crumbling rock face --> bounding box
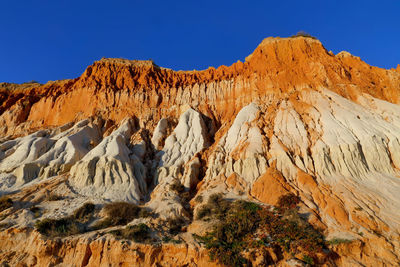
[0,119,101,191]
[70,119,147,203]
[1,37,400,266]
[1,37,400,138]
[148,108,209,219]
[196,103,268,203]
[0,228,217,267]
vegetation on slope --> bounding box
[35,201,154,237]
[290,30,318,40]
[194,193,332,266]
[35,202,96,237]
[93,202,153,229]
[110,223,151,243]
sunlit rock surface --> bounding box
[1,37,400,266]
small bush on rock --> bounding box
[166,217,185,235]
[29,206,41,218]
[195,194,329,266]
[277,193,300,211]
[35,203,97,237]
[170,180,185,194]
[35,218,81,237]
[195,193,230,220]
[303,255,314,265]
[111,223,151,243]
[194,195,203,203]
[102,202,140,226]
[138,208,155,218]
[290,31,318,39]
[328,238,352,245]
[194,200,261,266]
[73,202,95,222]
[196,204,213,220]
[47,194,63,201]
[94,202,154,230]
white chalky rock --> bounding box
[151,118,169,149]
[0,130,54,173]
[223,102,261,154]
[159,108,209,168]
[70,119,147,203]
[148,108,209,219]
[268,89,400,231]
[204,103,267,190]
[0,120,101,188]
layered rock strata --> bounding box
[1,37,400,266]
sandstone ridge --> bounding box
[1,36,400,137]
[1,36,400,266]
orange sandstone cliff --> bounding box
[0,37,400,266]
[2,37,400,137]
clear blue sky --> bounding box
[1,0,399,84]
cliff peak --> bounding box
[245,36,326,62]
[96,58,158,68]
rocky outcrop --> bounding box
[1,37,400,138]
[70,119,148,203]
[195,103,268,204]
[0,228,217,267]
[148,108,209,219]
[0,119,101,191]
[1,36,400,266]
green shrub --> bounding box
[35,203,97,237]
[196,204,213,220]
[0,196,13,212]
[47,194,63,201]
[93,202,154,230]
[162,236,182,244]
[166,217,185,235]
[111,223,151,243]
[35,218,81,237]
[290,31,318,40]
[195,194,329,266]
[102,202,140,226]
[73,202,95,221]
[208,193,224,206]
[195,193,230,221]
[194,195,203,203]
[29,206,41,218]
[170,180,185,193]
[303,254,314,265]
[328,238,352,245]
[194,200,261,266]
[277,193,300,210]
[138,208,154,218]
[208,193,230,219]
[263,216,325,256]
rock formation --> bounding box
[69,119,148,202]
[148,107,209,219]
[1,36,400,266]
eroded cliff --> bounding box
[1,36,400,266]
